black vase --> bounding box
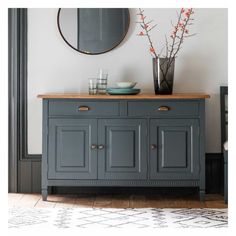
[152,57,175,95]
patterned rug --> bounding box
[8,207,228,228]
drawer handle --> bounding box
[158,106,170,111]
[91,144,97,150]
[98,145,105,150]
[151,144,157,150]
[78,106,90,111]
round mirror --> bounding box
[57,8,130,55]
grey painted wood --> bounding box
[220,86,228,203]
[8,8,19,192]
[18,160,41,193]
[8,8,41,194]
[32,161,41,193]
[119,101,128,116]
[42,189,48,201]
[48,118,97,179]
[42,100,48,198]
[199,100,206,201]
[224,149,228,203]
[150,119,199,180]
[18,8,29,161]
[49,100,119,116]
[128,101,199,117]
[220,86,228,153]
[41,98,207,201]
[98,119,147,180]
[17,9,40,161]
[18,161,32,193]
[47,179,199,187]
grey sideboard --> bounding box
[38,93,210,201]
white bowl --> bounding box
[116,82,137,88]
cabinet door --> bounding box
[150,119,199,180]
[98,119,147,179]
[48,119,97,179]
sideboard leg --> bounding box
[199,190,205,201]
[42,189,48,201]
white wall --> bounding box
[28,8,228,154]
[59,8,78,47]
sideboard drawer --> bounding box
[128,101,199,117]
[49,100,119,116]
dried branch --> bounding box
[184,33,197,38]
[136,7,196,73]
[160,8,195,85]
[137,8,158,58]
[147,24,157,32]
[165,35,169,58]
[146,20,154,24]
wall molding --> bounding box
[8,8,41,193]
[19,9,41,161]
[9,8,41,161]
[8,9,18,192]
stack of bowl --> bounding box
[106,82,140,95]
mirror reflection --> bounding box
[57,8,130,55]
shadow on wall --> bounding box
[174,55,210,93]
[175,55,225,153]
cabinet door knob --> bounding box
[98,145,105,150]
[91,144,97,150]
[78,106,90,111]
[151,144,157,149]
[158,106,170,111]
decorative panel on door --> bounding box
[150,119,199,179]
[98,119,147,179]
[48,119,97,179]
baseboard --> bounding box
[205,153,224,194]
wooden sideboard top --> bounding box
[37,93,210,99]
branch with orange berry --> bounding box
[137,8,195,80]
[137,8,158,58]
[166,8,195,77]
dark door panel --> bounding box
[150,119,199,179]
[98,119,147,179]
[48,119,97,179]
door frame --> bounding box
[9,8,41,192]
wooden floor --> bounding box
[8,193,227,209]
